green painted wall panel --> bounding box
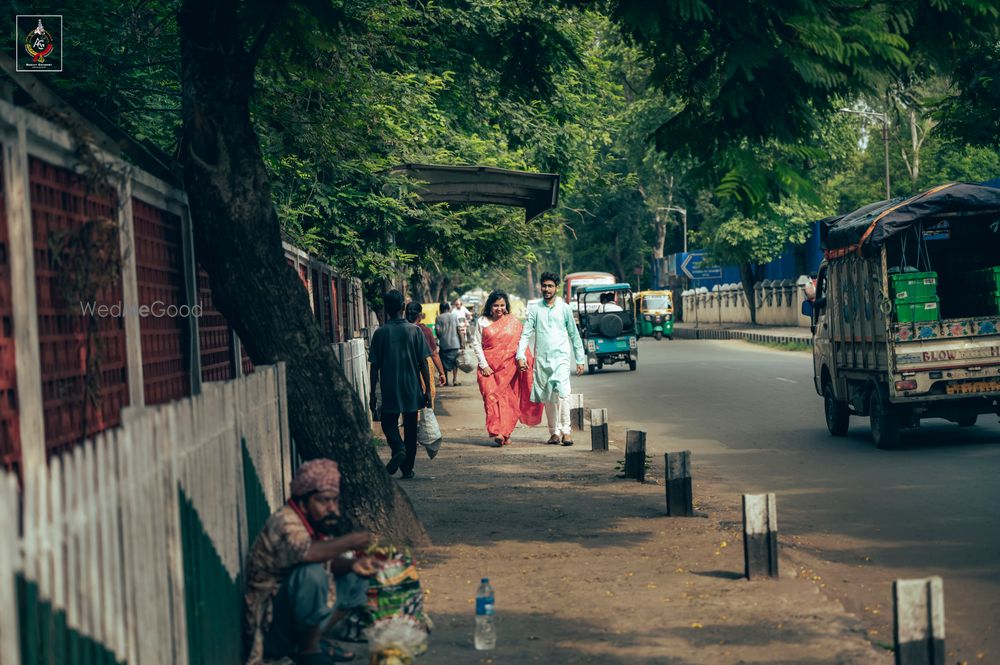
[178,487,243,665]
[17,575,121,665]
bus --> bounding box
[563,271,616,318]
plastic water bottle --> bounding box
[474,577,496,650]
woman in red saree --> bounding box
[473,290,544,446]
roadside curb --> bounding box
[673,325,813,347]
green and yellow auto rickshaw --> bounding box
[635,290,674,340]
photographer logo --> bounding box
[16,15,62,72]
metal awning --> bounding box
[389,163,560,221]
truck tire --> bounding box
[957,414,978,427]
[823,382,850,436]
[869,388,902,449]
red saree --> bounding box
[476,314,543,438]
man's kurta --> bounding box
[516,298,585,402]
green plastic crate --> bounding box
[972,266,1000,292]
[981,290,1000,315]
[895,296,940,323]
[890,271,938,301]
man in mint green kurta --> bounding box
[517,272,586,445]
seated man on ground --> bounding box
[245,459,377,665]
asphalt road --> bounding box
[577,337,1000,662]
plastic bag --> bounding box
[365,546,431,632]
[416,408,442,457]
[457,347,476,373]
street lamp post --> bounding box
[839,107,890,199]
[657,206,688,254]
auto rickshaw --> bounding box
[635,290,674,340]
[576,284,638,373]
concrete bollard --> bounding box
[590,408,608,451]
[664,451,693,516]
[742,493,778,579]
[624,430,646,481]
[893,577,945,665]
[569,393,585,431]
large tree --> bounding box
[175,0,429,542]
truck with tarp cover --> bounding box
[805,182,1000,448]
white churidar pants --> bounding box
[545,393,572,437]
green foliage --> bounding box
[937,40,1000,149]
[24,0,183,151]
[23,0,1000,305]
[590,0,1000,214]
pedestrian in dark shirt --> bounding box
[369,290,432,479]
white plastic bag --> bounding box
[417,408,442,457]
[457,348,476,373]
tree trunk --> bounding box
[526,263,535,299]
[739,262,759,325]
[653,176,674,260]
[435,275,451,304]
[609,232,626,282]
[408,269,429,304]
[178,0,427,545]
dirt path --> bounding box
[382,382,890,664]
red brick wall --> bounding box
[30,157,128,454]
[132,198,190,405]
[196,267,234,383]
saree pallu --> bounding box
[476,315,544,438]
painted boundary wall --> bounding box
[0,363,291,665]
[333,338,371,421]
[681,277,814,328]
[0,93,370,477]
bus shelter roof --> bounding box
[389,163,560,221]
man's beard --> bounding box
[315,517,339,535]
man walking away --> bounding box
[369,290,431,478]
[517,272,586,445]
[435,301,462,386]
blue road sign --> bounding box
[678,252,722,280]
